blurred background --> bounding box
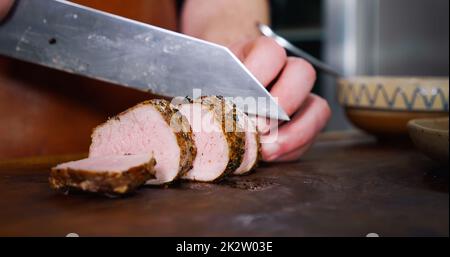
[269,0,449,130]
[0,0,448,158]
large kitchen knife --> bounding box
[0,0,289,121]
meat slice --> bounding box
[233,110,261,175]
[89,99,196,185]
[49,154,156,195]
[178,96,245,182]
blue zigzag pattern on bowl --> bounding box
[341,83,449,111]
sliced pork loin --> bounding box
[50,154,156,195]
[177,96,245,182]
[89,100,196,185]
[233,109,261,175]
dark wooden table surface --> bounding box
[0,132,448,237]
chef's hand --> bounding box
[0,0,14,20]
[230,36,331,162]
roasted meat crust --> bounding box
[199,96,246,180]
[90,99,197,182]
[140,100,197,179]
[49,157,156,195]
[234,108,261,175]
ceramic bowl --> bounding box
[408,117,449,165]
[338,77,449,136]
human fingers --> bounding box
[261,94,331,161]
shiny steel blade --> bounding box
[0,0,289,121]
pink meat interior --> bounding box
[89,105,180,184]
[234,114,258,175]
[54,154,153,173]
[178,103,229,181]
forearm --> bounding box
[181,0,270,46]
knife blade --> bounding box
[0,0,289,121]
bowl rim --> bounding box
[339,76,449,84]
[407,117,449,135]
[338,76,449,111]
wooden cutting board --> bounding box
[0,132,448,236]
